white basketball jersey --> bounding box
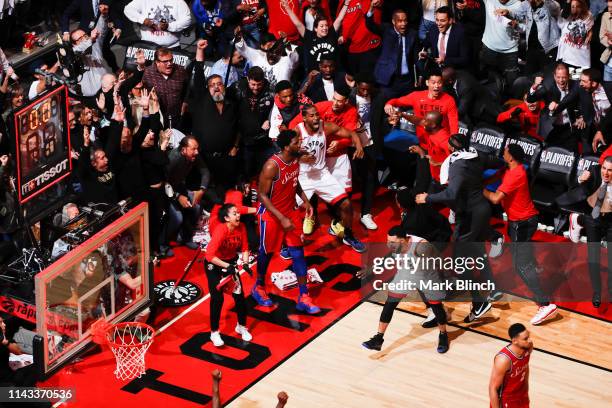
[297,121,326,173]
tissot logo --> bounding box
[154,280,202,307]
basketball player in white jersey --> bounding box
[295,104,366,252]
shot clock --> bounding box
[13,85,71,204]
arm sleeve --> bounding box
[497,170,520,196]
[447,98,459,134]
[124,0,146,24]
[426,162,464,203]
[195,156,211,189]
[240,224,248,252]
[193,61,206,100]
[497,106,519,123]
[387,93,416,108]
[205,225,225,262]
[168,0,193,33]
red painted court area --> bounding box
[40,191,611,407]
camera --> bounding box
[249,7,258,15]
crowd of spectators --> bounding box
[0,0,611,385]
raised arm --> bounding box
[324,122,364,159]
[281,0,305,37]
[333,1,351,32]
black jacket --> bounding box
[230,77,274,145]
[424,23,470,70]
[365,16,419,87]
[302,71,347,103]
[191,61,240,153]
[526,76,580,122]
[426,153,487,213]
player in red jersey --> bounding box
[252,129,320,314]
[384,70,458,146]
[489,323,533,408]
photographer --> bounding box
[69,28,110,97]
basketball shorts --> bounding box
[259,209,303,253]
[491,397,529,408]
[326,153,352,192]
[297,168,348,206]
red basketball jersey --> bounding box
[497,346,531,405]
[259,154,299,217]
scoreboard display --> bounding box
[13,86,71,204]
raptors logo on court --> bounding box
[154,280,203,307]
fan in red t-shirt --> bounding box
[384,71,459,146]
[497,98,545,141]
[483,145,558,326]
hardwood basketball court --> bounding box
[228,301,611,408]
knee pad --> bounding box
[288,246,307,277]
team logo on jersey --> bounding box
[154,280,202,307]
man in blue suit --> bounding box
[422,7,470,71]
[365,5,419,99]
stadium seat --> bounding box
[557,155,600,216]
[505,134,542,177]
[530,147,577,209]
[470,125,506,191]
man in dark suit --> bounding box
[526,62,580,151]
[442,67,501,126]
[577,69,612,154]
[366,6,419,98]
[573,157,612,307]
[422,6,470,70]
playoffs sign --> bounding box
[124,42,193,70]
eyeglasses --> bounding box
[156,58,173,64]
[73,33,89,43]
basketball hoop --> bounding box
[91,320,155,381]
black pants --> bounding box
[383,148,417,188]
[145,186,168,253]
[454,200,496,302]
[382,74,414,99]
[480,45,519,93]
[354,145,378,216]
[205,261,247,332]
[508,216,549,305]
[583,213,612,297]
[525,47,557,75]
[243,142,276,181]
[345,47,381,76]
